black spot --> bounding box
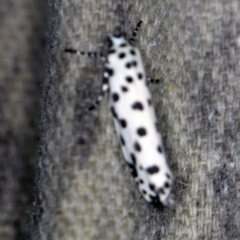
[127,163,137,178]
[139,179,144,184]
[110,106,118,119]
[132,61,137,67]
[149,195,160,204]
[89,105,95,111]
[130,49,136,55]
[119,52,126,59]
[126,62,131,68]
[142,190,147,195]
[138,73,143,80]
[157,146,162,153]
[139,166,143,170]
[120,135,125,145]
[112,93,119,102]
[159,188,165,195]
[121,86,128,92]
[108,49,116,54]
[134,141,141,152]
[126,76,133,83]
[146,165,160,174]
[120,43,127,47]
[114,31,122,38]
[147,99,152,106]
[165,182,170,188]
[103,77,108,84]
[149,183,155,191]
[137,127,147,136]
[105,68,114,76]
[166,173,171,179]
[119,119,127,128]
[106,37,113,48]
[130,153,136,164]
[132,102,144,110]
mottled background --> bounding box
[1,1,240,239]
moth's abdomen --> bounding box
[110,94,173,205]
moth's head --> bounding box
[105,26,128,49]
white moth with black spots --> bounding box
[65,21,173,206]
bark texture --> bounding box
[1,0,240,240]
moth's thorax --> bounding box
[107,35,129,49]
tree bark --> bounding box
[2,0,240,239]
[0,0,48,239]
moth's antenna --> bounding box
[129,20,143,44]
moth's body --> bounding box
[105,34,173,205]
[65,21,173,206]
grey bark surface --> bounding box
[1,0,240,240]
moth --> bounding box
[65,21,173,206]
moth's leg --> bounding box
[65,49,106,62]
[146,77,160,84]
[65,48,108,110]
[88,75,109,111]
